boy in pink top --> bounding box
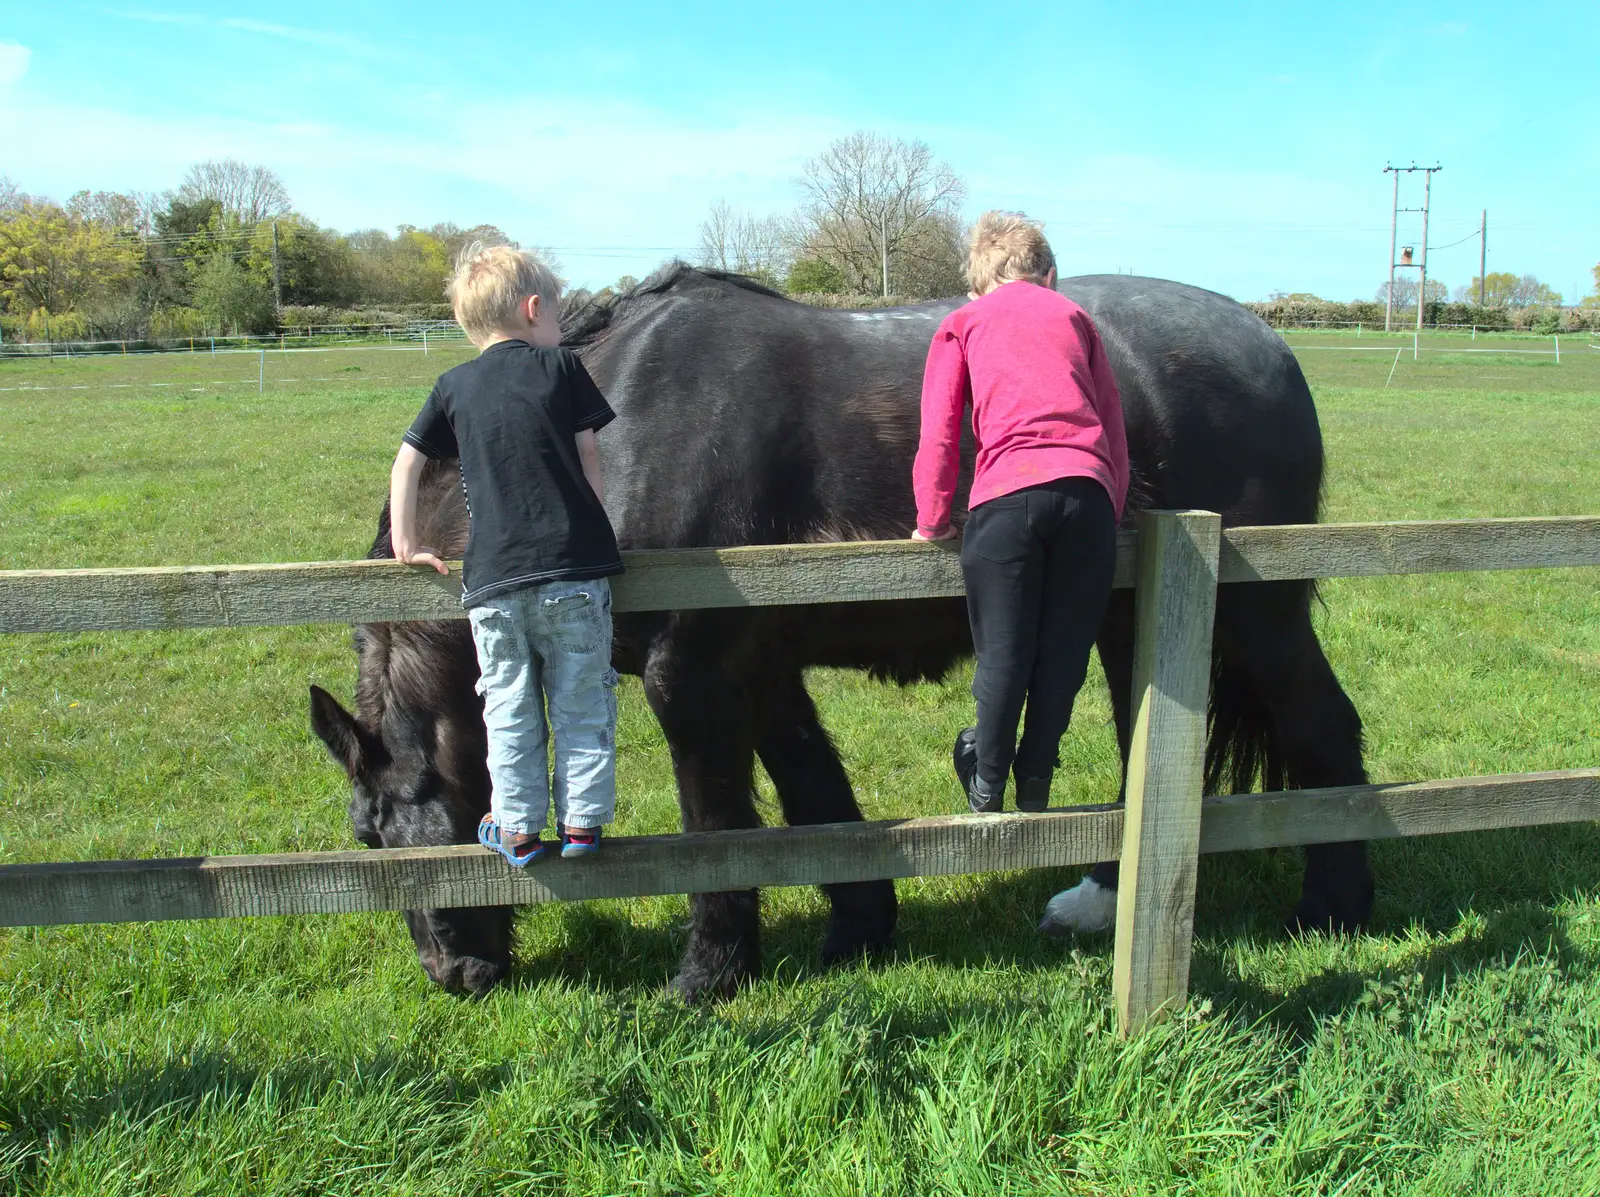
[913,212,1129,814]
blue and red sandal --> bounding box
[560,827,601,859]
[478,814,544,868]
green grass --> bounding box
[2,344,1599,1193]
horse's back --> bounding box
[577,268,1324,543]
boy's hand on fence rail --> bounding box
[911,525,959,542]
[396,545,450,575]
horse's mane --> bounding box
[560,262,789,350]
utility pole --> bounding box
[880,207,890,298]
[1479,209,1487,306]
[1382,163,1441,332]
[271,220,282,316]
[1416,168,1433,338]
[1385,168,1399,332]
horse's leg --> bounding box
[642,618,763,1003]
[1215,583,1373,931]
[755,668,897,965]
[1040,591,1132,935]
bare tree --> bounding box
[0,174,23,217]
[429,222,515,264]
[66,190,142,230]
[175,159,291,225]
[696,199,790,283]
[1375,277,1447,309]
[796,132,966,297]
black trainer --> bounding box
[953,726,1003,813]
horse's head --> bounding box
[308,622,512,997]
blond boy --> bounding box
[912,212,1130,814]
[391,244,622,864]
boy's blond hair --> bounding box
[446,242,564,341]
[966,210,1056,294]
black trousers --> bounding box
[961,476,1118,794]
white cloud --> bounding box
[0,42,31,89]
[218,18,381,57]
[99,9,202,25]
[100,10,380,56]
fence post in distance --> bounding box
[1113,509,1221,1035]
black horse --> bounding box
[309,265,1370,1000]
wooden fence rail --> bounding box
[2,513,1598,1034]
[4,771,1594,928]
[3,515,1598,635]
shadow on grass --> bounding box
[506,820,1600,1023]
[1191,897,1597,1041]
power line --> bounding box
[1426,229,1482,252]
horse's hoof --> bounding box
[668,956,755,1005]
[819,922,895,969]
[1289,879,1374,936]
[1039,877,1118,937]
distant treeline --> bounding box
[1246,298,1599,334]
[0,160,511,343]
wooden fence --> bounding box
[3,513,1598,1034]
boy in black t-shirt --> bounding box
[390,244,623,865]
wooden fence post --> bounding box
[1113,509,1221,1034]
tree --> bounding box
[346,226,452,304]
[786,256,847,294]
[1453,271,1560,307]
[696,200,791,285]
[1582,262,1600,310]
[245,214,360,306]
[191,253,274,334]
[66,190,142,231]
[1374,277,1447,309]
[795,132,966,298]
[175,159,290,225]
[0,200,141,314]
[0,174,23,218]
[1510,274,1561,307]
[146,195,237,309]
[427,222,515,266]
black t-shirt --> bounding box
[403,341,623,607]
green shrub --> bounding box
[1528,308,1562,335]
[786,257,847,295]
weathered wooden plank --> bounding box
[0,559,466,634]
[1218,515,1600,583]
[1199,767,1600,852]
[0,807,1127,927]
[1112,511,1222,1035]
[1,769,1595,929]
[2,516,1595,635]
[0,541,988,634]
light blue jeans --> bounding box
[467,578,618,835]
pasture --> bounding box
[2,340,1599,1194]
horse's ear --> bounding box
[309,685,368,778]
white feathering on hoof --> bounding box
[1039,877,1118,936]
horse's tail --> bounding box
[1205,656,1286,796]
[1201,583,1322,797]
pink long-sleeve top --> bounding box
[913,281,1129,534]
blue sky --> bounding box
[1,1,1595,301]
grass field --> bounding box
[1,340,1598,1194]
